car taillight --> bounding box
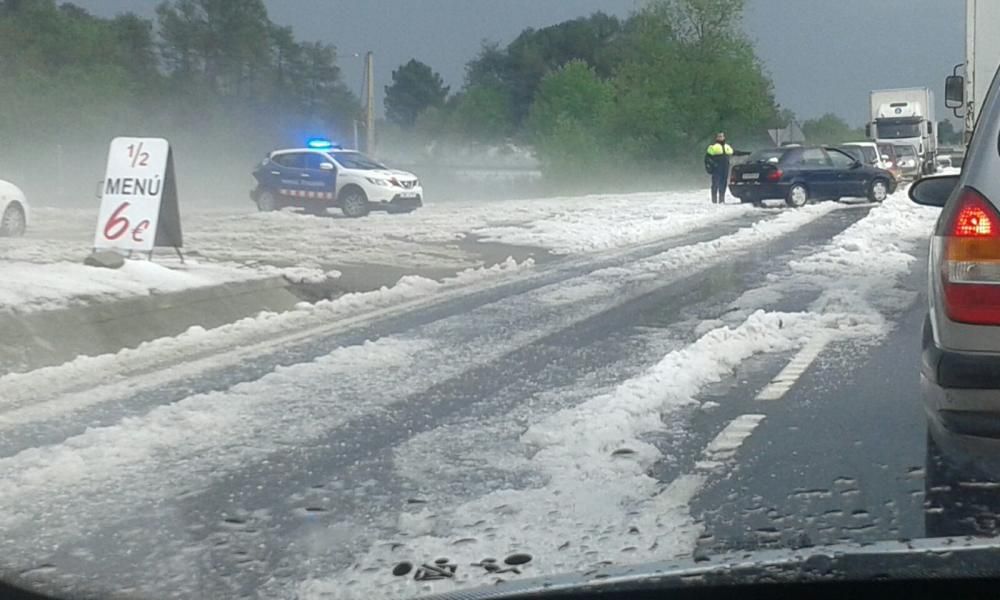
[940,187,1000,325]
[766,169,782,182]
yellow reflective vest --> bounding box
[705,143,735,174]
[706,143,735,156]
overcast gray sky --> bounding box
[76,0,964,125]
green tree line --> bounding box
[384,0,784,177]
[0,0,359,202]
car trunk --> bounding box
[731,161,781,183]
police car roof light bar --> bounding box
[307,138,338,150]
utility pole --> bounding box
[364,51,375,154]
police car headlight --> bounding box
[366,177,392,187]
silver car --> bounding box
[894,143,922,180]
[910,67,1000,447]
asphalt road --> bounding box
[5,202,984,600]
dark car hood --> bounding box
[420,537,1000,599]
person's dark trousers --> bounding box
[711,169,728,204]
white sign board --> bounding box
[94,137,172,252]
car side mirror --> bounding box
[945,75,964,109]
[850,160,862,169]
[909,174,959,207]
[320,162,335,171]
[881,154,890,161]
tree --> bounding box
[384,59,449,129]
[449,84,514,142]
[528,61,613,172]
[802,113,863,144]
[604,0,776,160]
[464,13,622,126]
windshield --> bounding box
[330,151,386,170]
[876,119,923,139]
[0,1,989,599]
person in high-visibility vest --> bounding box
[704,132,750,204]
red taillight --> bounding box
[953,199,996,237]
[766,169,782,182]
[941,188,1000,325]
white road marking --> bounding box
[652,414,767,555]
[755,333,829,401]
[695,413,767,471]
[664,335,830,520]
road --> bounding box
[0,196,975,600]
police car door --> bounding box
[270,152,308,199]
[301,152,337,204]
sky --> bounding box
[76,0,964,126]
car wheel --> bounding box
[340,188,370,218]
[785,184,808,208]
[256,190,279,212]
[868,179,889,203]
[0,202,26,237]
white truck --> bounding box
[945,0,1000,144]
[867,87,938,175]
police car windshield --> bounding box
[330,151,385,170]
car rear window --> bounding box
[748,149,786,163]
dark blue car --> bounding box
[729,145,896,208]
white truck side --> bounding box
[947,0,1000,142]
[867,87,938,175]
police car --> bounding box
[0,178,28,237]
[250,140,423,218]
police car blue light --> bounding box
[306,138,336,150]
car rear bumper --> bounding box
[728,181,789,200]
[923,318,1000,437]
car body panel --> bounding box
[921,63,1000,438]
[421,538,1000,600]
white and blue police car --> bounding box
[251,139,423,218]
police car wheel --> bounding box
[340,189,370,218]
[0,203,25,237]
[256,191,279,212]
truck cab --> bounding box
[868,88,938,176]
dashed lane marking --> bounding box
[755,334,830,401]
